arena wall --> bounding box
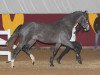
[0,14,100,46]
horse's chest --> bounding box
[70,25,77,42]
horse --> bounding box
[94,16,100,49]
[6,11,89,68]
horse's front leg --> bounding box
[73,41,82,64]
[57,47,70,64]
[50,43,61,67]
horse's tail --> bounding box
[6,25,23,49]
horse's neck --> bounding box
[60,19,76,32]
[57,13,81,33]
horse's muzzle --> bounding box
[84,24,89,32]
[84,28,89,32]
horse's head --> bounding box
[77,11,89,32]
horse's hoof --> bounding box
[32,62,35,65]
[50,64,54,67]
[78,60,82,64]
[56,58,61,64]
[11,66,14,68]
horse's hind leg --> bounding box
[56,47,70,64]
[22,46,35,65]
[11,43,23,68]
[73,41,82,64]
[11,36,26,68]
[22,39,36,65]
[50,43,61,67]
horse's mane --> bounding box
[55,11,83,25]
[58,11,83,22]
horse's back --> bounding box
[18,22,60,42]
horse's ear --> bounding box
[83,10,88,14]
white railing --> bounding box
[0,29,11,62]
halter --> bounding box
[76,15,85,25]
[75,14,89,31]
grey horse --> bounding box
[6,11,89,68]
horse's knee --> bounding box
[73,42,82,52]
[75,41,82,48]
[12,45,22,58]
